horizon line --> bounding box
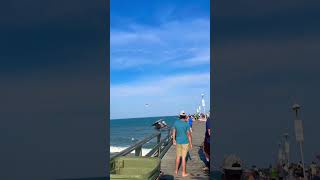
[110,114,179,120]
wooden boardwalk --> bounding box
[160,120,209,180]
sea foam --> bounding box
[110,146,152,156]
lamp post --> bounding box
[278,141,283,165]
[201,93,206,115]
[293,104,300,118]
[283,133,290,165]
[292,103,306,179]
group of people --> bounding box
[272,161,320,180]
[252,162,320,180]
[216,157,320,180]
[171,110,211,177]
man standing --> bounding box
[188,115,193,132]
[172,111,192,177]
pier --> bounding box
[110,120,209,180]
[160,120,209,179]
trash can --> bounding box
[110,157,161,180]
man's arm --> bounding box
[208,128,211,136]
[187,130,192,149]
[172,128,176,145]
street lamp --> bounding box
[278,141,283,165]
[292,103,306,179]
[201,93,206,115]
[283,133,290,165]
[292,103,301,118]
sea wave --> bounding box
[110,146,152,156]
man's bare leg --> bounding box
[182,156,189,177]
[175,156,180,175]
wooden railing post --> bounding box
[135,145,142,156]
[157,133,161,157]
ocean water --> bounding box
[110,116,178,156]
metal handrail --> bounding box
[110,132,161,161]
[110,129,173,161]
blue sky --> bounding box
[110,0,210,119]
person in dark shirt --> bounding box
[203,115,211,170]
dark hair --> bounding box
[179,115,186,119]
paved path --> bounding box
[160,120,209,180]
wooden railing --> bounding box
[145,130,172,158]
[110,129,173,161]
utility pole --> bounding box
[292,103,306,179]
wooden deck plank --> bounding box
[160,120,209,180]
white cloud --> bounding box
[110,72,210,119]
[110,18,210,70]
[111,57,156,69]
[111,18,209,46]
[111,30,163,46]
[111,72,210,97]
[171,47,210,67]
